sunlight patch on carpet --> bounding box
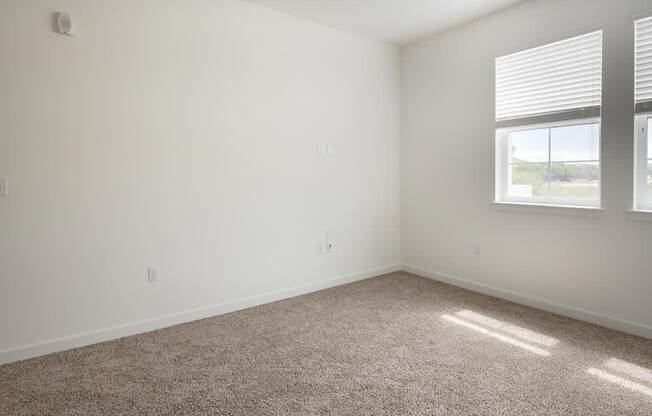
[587,367,652,398]
[455,310,559,347]
[441,314,551,356]
[605,358,652,384]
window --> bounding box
[634,117,652,211]
[634,17,652,211]
[495,31,603,207]
[498,121,600,205]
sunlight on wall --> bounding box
[586,367,652,398]
[455,310,559,347]
[605,358,652,384]
[441,314,551,356]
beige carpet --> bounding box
[1,272,651,415]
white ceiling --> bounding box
[245,0,525,45]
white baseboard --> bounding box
[0,264,401,366]
[4,262,647,366]
[402,264,652,340]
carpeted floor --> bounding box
[1,272,651,415]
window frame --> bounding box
[634,114,652,211]
[495,117,602,208]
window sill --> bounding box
[491,201,603,218]
[627,210,652,223]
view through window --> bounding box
[507,123,600,203]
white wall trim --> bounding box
[4,262,647,366]
[490,202,604,218]
[0,264,401,366]
[402,264,652,340]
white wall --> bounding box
[402,0,652,337]
[0,0,401,362]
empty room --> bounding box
[1,0,652,414]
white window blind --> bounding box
[496,31,603,128]
[636,16,652,113]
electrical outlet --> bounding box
[326,230,335,252]
[147,267,159,283]
[0,176,7,196]
[473,243,481,256]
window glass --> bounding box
[509,163,548,198]
[648,119,652,159]
[510,129,549,163]
[503,122,600,204]
[549,162,600,202]
[648,119,652,203]
[551,124,600,162]
[648,161,652,204]
[548,123,600,202]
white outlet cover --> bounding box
[326,230,335,251]
[53,12,74,36]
